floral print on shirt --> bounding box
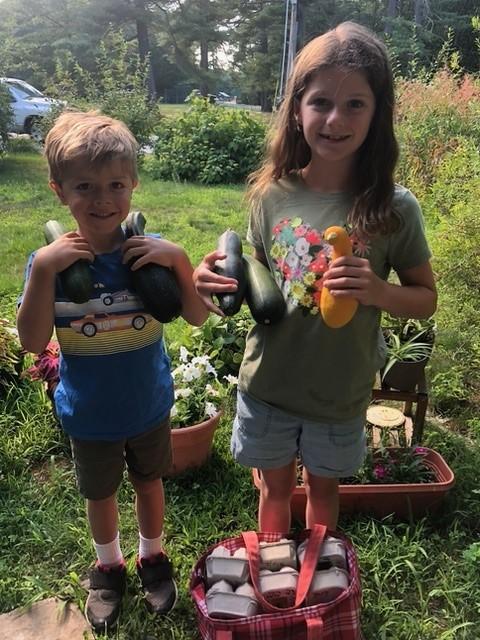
[271,217,370,315]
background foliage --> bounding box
[0,0,479,109]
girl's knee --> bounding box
[303,471,338,498]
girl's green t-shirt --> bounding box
[238,175,431,423]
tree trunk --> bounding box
[414,0,426,27]
[384,0,397,35]
[200,39,209,96]
[134,0,156,100]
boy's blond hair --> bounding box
[45,110,139,183]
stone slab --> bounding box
[0,597,93,640]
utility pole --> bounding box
[277,0,300,106]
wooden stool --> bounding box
[371,370,428,444]
[366,405,413,447]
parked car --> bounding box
[0,77,63,141]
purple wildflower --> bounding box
[373,464,387,480]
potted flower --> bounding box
[381,317,436,392]
[252,445,455,521]
[168,346,237,475]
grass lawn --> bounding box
[1,152,480,639]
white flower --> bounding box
[205,383,220,397]
[205,402,218,417]
[223,374,238,385]
[179,346,190,362]
[170,405,178,417]
[175,387,192,399]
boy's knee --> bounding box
[129,474,162,495]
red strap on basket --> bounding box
[214,631,233,640]
[241,524,327,614]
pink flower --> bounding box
[373,464,387,480]
[305,229,322,245]
[24,341,60,386]
[414,447,429,456]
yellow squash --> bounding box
[319,226,358,328]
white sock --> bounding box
[93,532,124,567]
[139,532,163,560]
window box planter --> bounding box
[252,447,455,521]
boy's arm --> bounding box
[123,236,208,326]
[17,253,56,353]
[17,233,94,353]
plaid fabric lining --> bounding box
[190,530,361,640]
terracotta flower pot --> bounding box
[252,447,455,521]
[168,411,222,476]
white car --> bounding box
[1,77,62,140]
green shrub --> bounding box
[0,83,13,154]
[396,71,480,201]
[427,140,480,411]
[45,29,160,148]
[147,98,267,184]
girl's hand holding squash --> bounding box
[322,255,385,308]
[193,250,238,316]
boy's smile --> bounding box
[50,158,137,252]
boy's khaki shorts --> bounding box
[70,418,172,500]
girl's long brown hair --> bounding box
[248,22,400,237]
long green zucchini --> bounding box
[243,254,286,325]
[124,211,182,323]
[43,220,93,304]
[214,230,247,316]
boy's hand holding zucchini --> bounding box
[124,211,182,324]
[43,220,93,304]
[213,230,286,325]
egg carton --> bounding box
[259,538,298,571]
[306,567,350,605]
[205,545,250,586]
[259,566,299,608]
[206,581,258,619]
[297,536,347,570]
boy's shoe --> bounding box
[136,553,177,614]
[85,562,126,633]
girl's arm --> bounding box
[123,236,209,326]
[17,233,94,353]
[323,256,437,319]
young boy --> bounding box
[17,111,208,633]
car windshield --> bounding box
[6,80,44,98]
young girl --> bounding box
[193,21,437,532]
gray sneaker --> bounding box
[85,562,126,633]
[137,553,177,614]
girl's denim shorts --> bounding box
[231,390,366,478]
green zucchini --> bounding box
[243,255,286,325]
[124,211,182,323]
[43,220,93,304]
[214,230,246,316]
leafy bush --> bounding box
[147,98,267,184]
[396,71,480,200]
[426,140,480,411]
[0,318,24,391]
[45,29,160,148]
[0,83,13,154]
